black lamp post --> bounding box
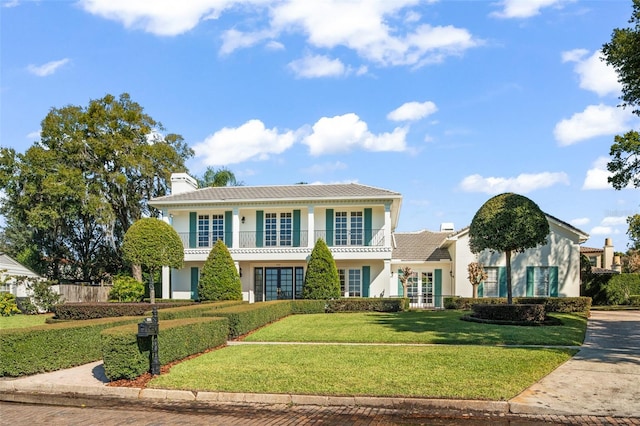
[149,273,160,376]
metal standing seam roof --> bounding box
[149,183,402,205]
[392,231,452,262]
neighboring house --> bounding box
[149,173,402,302]
[581,238,622,274]
[445,215,589,298]
[149,174,589,304]
[0,253,42,297]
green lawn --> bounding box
[149,344,575,400]
[0,313,52,330]
[243,311,587,346]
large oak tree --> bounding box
[0,93,192,282]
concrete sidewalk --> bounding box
[1,310,639,420]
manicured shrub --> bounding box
[156,300,244,320]
[0,293,20,317]
[325,298,407,313]
[52,302,190,320]
[198,240,242,301]
[629,295,640,306]
[604,274,640,305]
[206,300,292,339]
[302,238,340,299]
[470,304,546,323]
[109,276,145,302]
[289,299,326,314]
[444,296,591,313]
[582,273,615,305]
[0,316,140,377]
[101,317,229,380]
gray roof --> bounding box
[392,231,452,262]
[150,183,401,205]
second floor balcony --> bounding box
[177,229,386,250]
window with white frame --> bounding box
[198,215,210,247]
[335,210,363,246]
[483,267,499,297]
[338,268,361,297]
[212,214,224,243]
[265,212,292,247]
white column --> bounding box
[383,259,391,298]
[162,266,170,300]
[232,207,240,248]
[307,205,315,248]
[384,202,392,247]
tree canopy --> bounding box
[197,167,243,187]
[122,218,184,303]
[0,93,192,282]
[469,193,549,304]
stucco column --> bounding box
[384,202,392,246]
[307,205,315,248]
[233,207,240,248]
[161,266,170,300]
[383,259,391,298]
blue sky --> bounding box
[1,0,639,251]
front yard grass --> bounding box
[148,344,575,400]
[0,313,52,330]
[243,310,587,346]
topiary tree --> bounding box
[122,218,184,304]
[469,193,549,304]
[467,262,487,299]
[303,238,340,299]
[198,239,242,301]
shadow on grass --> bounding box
[370,310,586,346]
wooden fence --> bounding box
[54,284,112,303]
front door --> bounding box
[254,266,304,302]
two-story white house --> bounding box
[149,173,588,305]
[149,173,402,303]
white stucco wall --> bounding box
[450,221,582,298]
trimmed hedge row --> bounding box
[630,295,640,306]
[0,316,141,377]
[52,302,194,320]
[101,317,229,380]
[289,299,326,314]
[325,298,408,313]
[604,274,640,305]
[444,296,591,313]
[205,300,293,339]
[156,300,245,320]
[470,303,546,323]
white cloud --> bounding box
[554,104,635,146]
[302,161,348,174]
[26,58,70,77]
[3,0,20,8]
[582,156,612,190]
[459,172,570,194]
[193,119,296,165]
[303,113,407,155]
[79,1,479,68]
[590,226,620,236]
[562,49,620,97]
[491,0,572,19]
[288,54,347,78]
[26,130,41,139]
[387,101,438,122]
[570,217,590,227]
[601,216,628,226]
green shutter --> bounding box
[397,269,403,297]
[364,208,372,246]
[478,282,484,298]
[326,209,334,246]
[434,269,442,308]
[362,266,370,298]
[293,209,301,247]
[225,211,233,248]
[526,266,534,297]
[256,210,263,248]
[190,267,199,300]
[189,212,197,248]
[498,267,507,297]
[549,266,559,297]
